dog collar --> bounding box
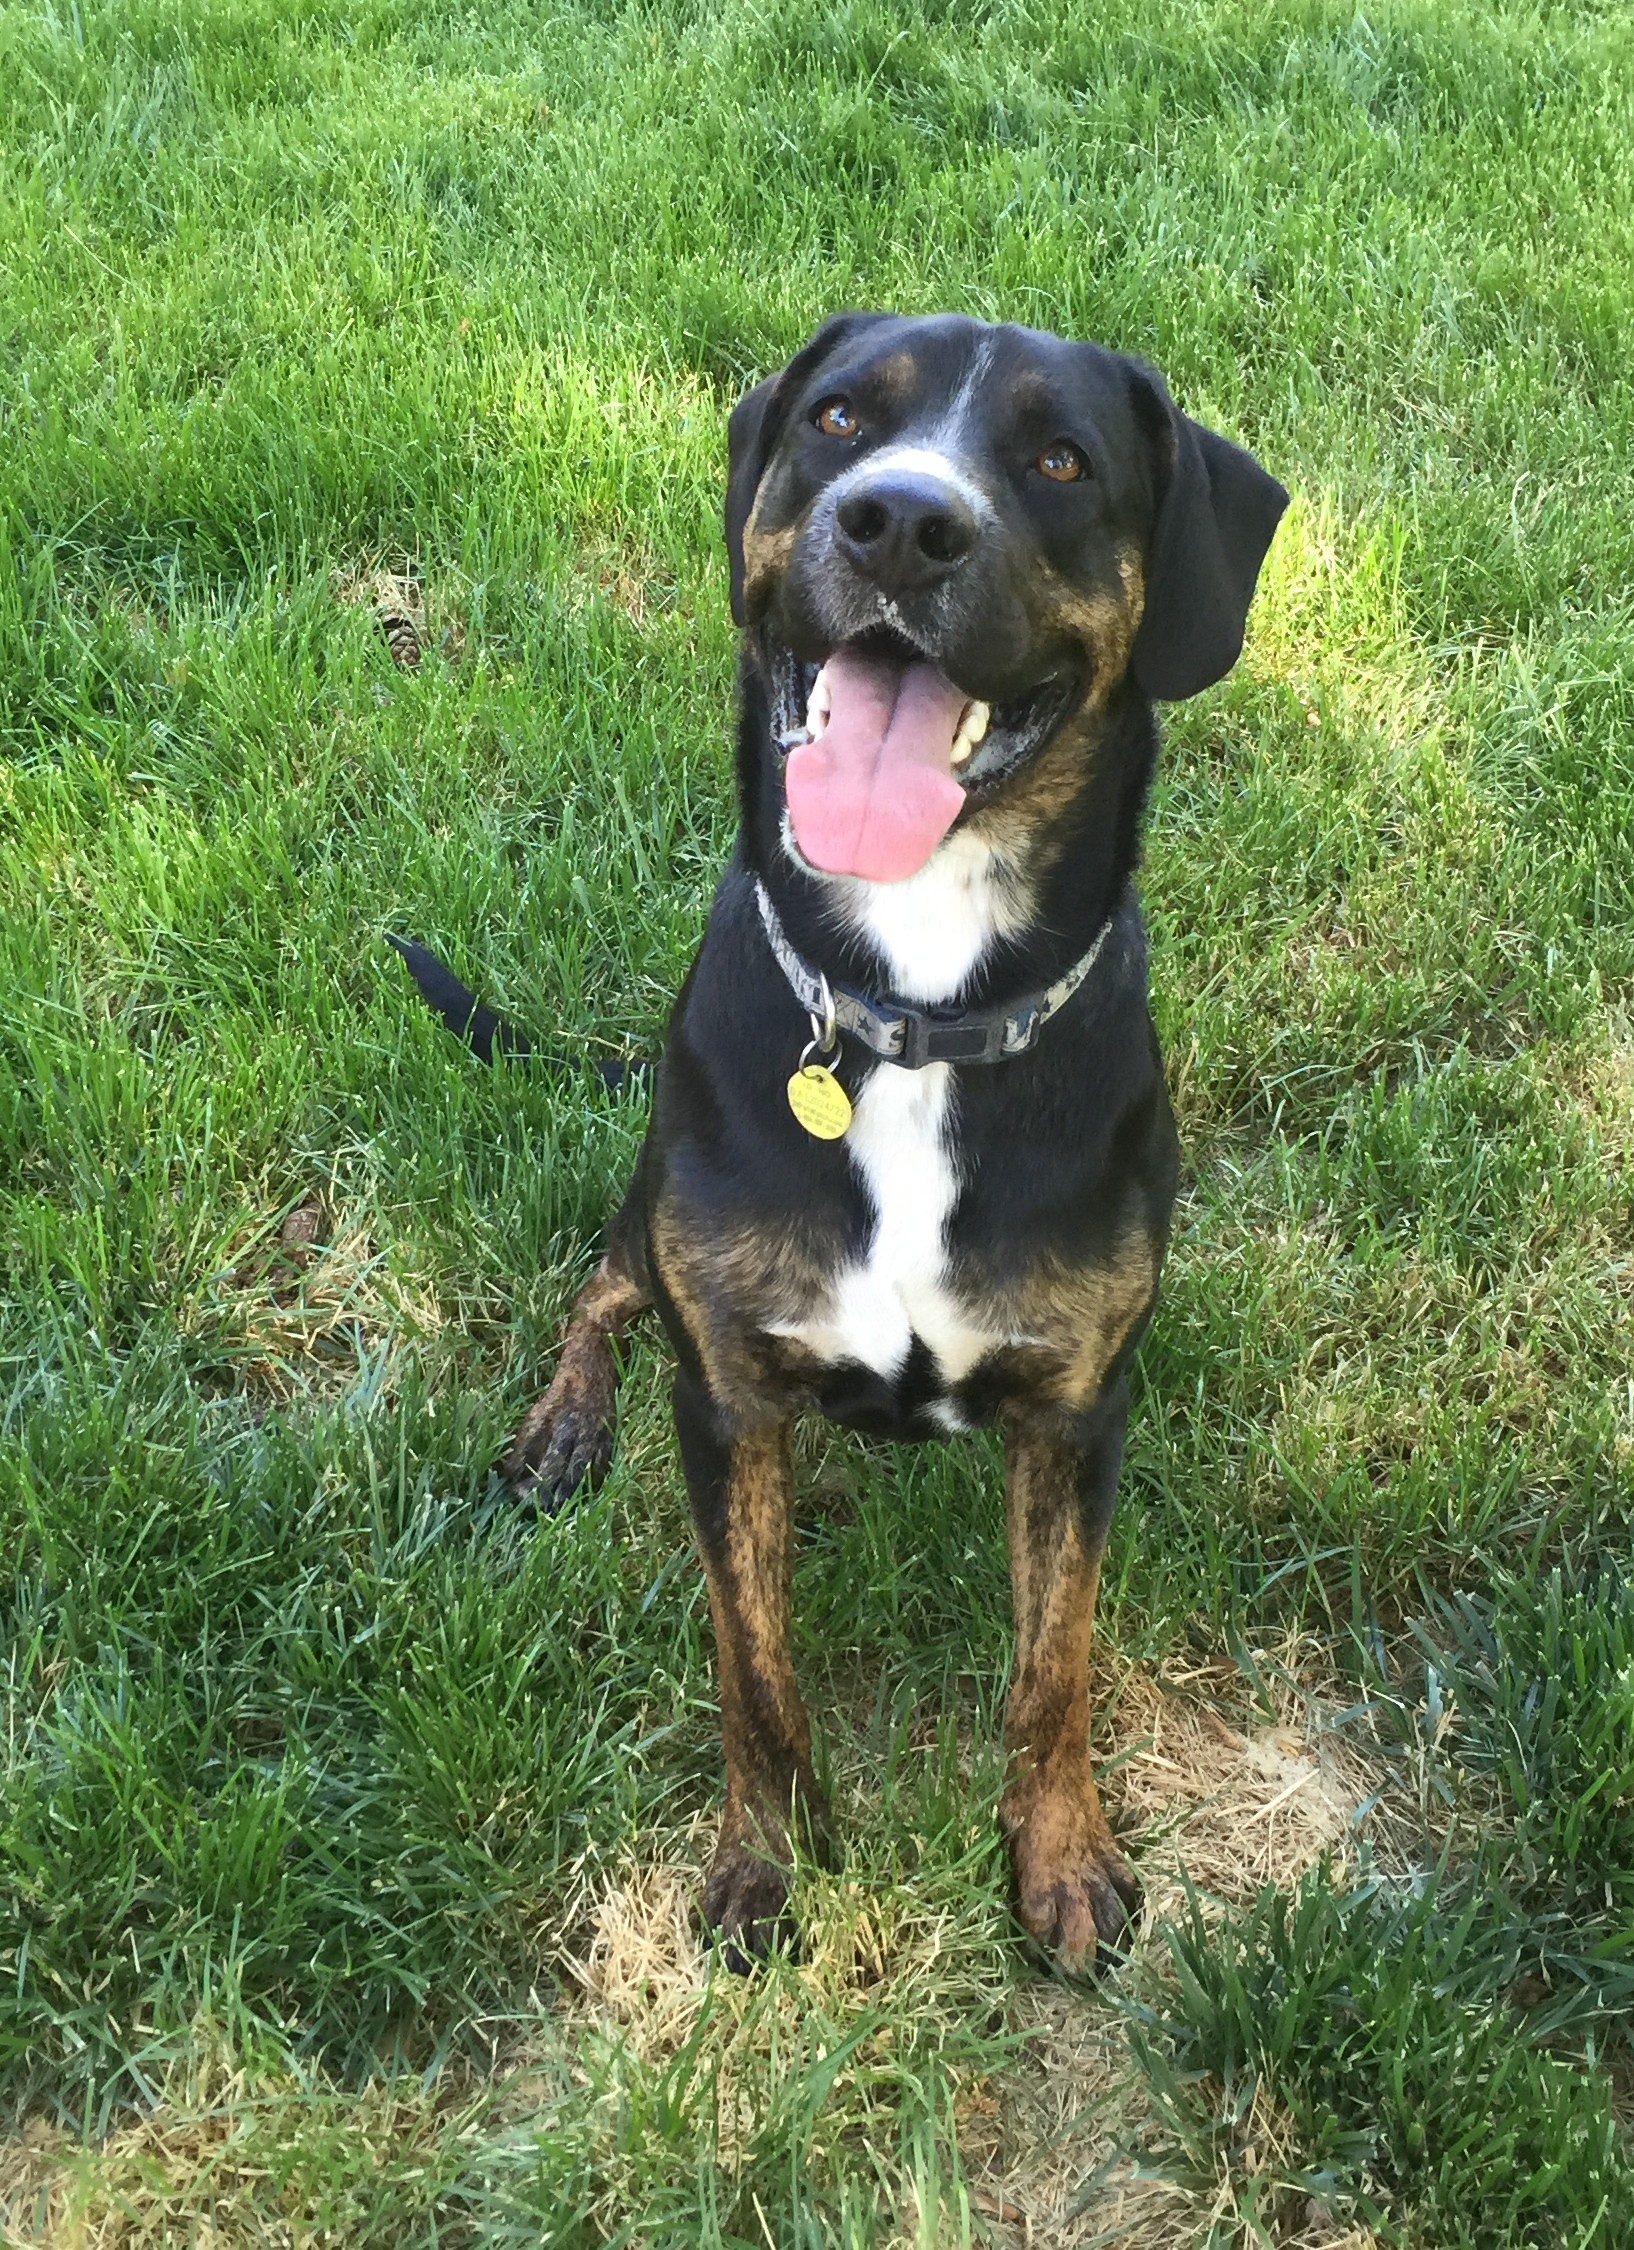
[752,878,1116,1070]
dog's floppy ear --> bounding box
[725,312,894,626]
[725,371,782,627]
[1126,363,1288,702]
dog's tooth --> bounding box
[805,666,833,738]
[949,700,991,767]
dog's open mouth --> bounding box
[769,630,1077,884]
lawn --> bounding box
[2,0,1632,2242]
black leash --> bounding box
[387,934,654,1092]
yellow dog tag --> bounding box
[787,1063,852,1140]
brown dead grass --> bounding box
[566,1824,711,2053]
[954,1640,1414,2249]
[1,1648,1414,2249]
[180,1197,448,1403]
[546,1641,1414,2248]
[1105,1644,1412,1924]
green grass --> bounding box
[2,0,1632,2241]
[1125,1862,1632,2249]
[1124,1553,1634,2245]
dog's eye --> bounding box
[815,397,860,438]
[1037,442,1086,483]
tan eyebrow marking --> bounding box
[873,349,921,402]
[1004,370,1057,417]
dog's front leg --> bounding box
[1000,1383,1142,1972]
[673,1371,831,1966]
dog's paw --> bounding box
[702,1841,798,1974]
[500,1365,616,1513]
[1003,1768,1142,1975]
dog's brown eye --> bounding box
[815,397,860,438]
[1037,442,1086,482]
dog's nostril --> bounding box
[833,474,979,585]
[837,494,888,545]
[917,509,974,564]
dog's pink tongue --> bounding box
[786,649,968,882]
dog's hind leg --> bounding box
[999,1382,1143,1974]
[502,1189,651,1511]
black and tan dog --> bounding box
[503,313,1287,1972]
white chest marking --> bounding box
[775,1060,995,1393]
[768,823,1036,1402]
[783,821,1032,1004]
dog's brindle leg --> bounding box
[673,1371,832,1965]
[502,1195,651,1508]
[1000,1377,1141,1971]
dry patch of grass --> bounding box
[525,1648,1414,2248]
[1106,1650,1409,1923]
[0,2067,457,2248]
[181,1193,449,1404]
[568,1836,709,2049]
[950,1648,1413,2249]
[547,1800,1013,2196]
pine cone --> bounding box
[377,608,422,668]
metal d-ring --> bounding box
[806,970,838,1059]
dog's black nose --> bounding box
[833,471,978,592]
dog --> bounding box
[501,313,1287,1972]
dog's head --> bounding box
[726,313,1287,883]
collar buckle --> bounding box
[898,1011,1010,1068]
